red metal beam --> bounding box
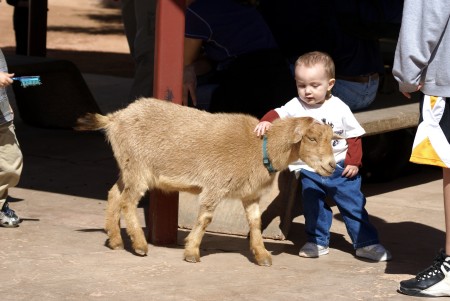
[148,0,186,245]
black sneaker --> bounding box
[0,201,20,227]
[398,250,450,297]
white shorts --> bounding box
[410,94,450,168]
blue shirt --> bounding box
[185,0,278,62]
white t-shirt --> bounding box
[275,96,366,173]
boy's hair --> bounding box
[295,51,335,79]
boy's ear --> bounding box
[328,78,336,91]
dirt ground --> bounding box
[0,0,134,77]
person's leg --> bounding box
[332,77,379,111]
[0,122,23,227]
[399,95,450,296]
[299,170,332,252]
[330,165,379,249]
[13,5,29,55]
[443,168,450,253]
[120,0,137,57]
[329,162,391,261]
[120,0,156,103]
[129,0,155,101]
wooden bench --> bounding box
[355,91,419,136]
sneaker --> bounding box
[398,250,450,297]
[0,201,20,228]
[356,244,392,261]
[299,242,329,258]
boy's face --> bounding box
[294,63,335,105]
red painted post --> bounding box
[148,0,186,245]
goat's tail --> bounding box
[74,113,111,131]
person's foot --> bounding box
[0,201,20,228]
[398,250,450,297]
[355,243,392,261]
[299,242,329,258]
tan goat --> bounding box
[75,97,337,266]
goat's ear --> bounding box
[291,117,315,143]
[292,126,304,143]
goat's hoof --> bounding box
[132,242,148,256]
[184,255,201,263]
[108,240,124,250]
[133,241,148,256]
[256,255,272,267]
[134,248,148,256]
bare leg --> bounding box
[105,181,124,250]
[242,199,272,266]
[443,168,450,254]
[184,191,218,263]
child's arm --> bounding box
[0,71,14,88]
[254,109,280,137]
[342,137,362,178]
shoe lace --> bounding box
[416,252,450,281]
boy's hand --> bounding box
[0,72,14,88]
[254,121,272,137]
[342,164,359,178]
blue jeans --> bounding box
[332,77,379,111]
[299,161,379,249]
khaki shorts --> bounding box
[0,122,23,207]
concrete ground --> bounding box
[0,73,445,301]
[0,1,447,300]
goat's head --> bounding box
[289,117,339,177]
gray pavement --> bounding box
[0,74,445,300]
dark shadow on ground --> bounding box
[362,165,441,198]
[2,47,134,78]
[14,122,118,201]
[333,213,445,276]
[281,213,444,276]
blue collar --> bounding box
[263,135,277,174]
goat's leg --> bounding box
[120,186,149,256]
[184,191,219,263]
[242,199,272,266]
[105,181,124,250]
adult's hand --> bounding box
[402,84,422,99]
[182,65,197,106]
[183,38,203,106]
